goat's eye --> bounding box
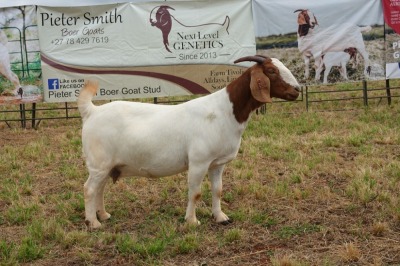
[267,69,276,74]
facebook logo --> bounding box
[48,79,59,90]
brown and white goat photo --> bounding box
[78,55,300,229]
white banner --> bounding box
[37,1,255,102]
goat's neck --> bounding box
[226,71,264,124]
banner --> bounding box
[253,0,384,85]
[37,1,256,102]
[383,0,400,79]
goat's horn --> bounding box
[294,9,305,13]
[234,55,268,65]
[160,5,175,10]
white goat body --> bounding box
[299,23,369,61]
[315,51,350,84]
[78,56,300,229]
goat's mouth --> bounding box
[286,89,300,101]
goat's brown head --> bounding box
[226,55,300,123]
[294,9,318,37]
[233,55,300,103]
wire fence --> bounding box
[1,80,399,129]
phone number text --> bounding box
[51,37,109,46]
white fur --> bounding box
[271,58,299,87]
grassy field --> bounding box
[1,93,400,265]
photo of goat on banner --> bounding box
[0,6,42,104]
[253,0,384,85]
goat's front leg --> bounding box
[303,54,311,79]
[340,64,348,80]
[185,164,208,225]
[209,165,231,225]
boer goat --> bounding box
[294,9,371,80]
[78,55,300,229]
[315,48,358,84]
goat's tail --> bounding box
[78,80,98,121]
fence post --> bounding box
[362,80,368,107]
[305,86,309,111]
[65,102,69,119]
[19,104,26,128]
[31,103,36,128]
[385,79,392,105]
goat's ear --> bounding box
[297,13,306,25]
[250,68,272,103]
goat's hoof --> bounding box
[185,217,201,226]
[213,212,231,224]
[85,219,102,229]
[97,211,111,221]
[218,219,233,226]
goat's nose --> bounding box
[294,86,301,92]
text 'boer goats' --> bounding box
[294,9,371,81]
[78,55,300,229]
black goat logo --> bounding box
[149,5,230,53]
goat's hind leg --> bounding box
[96,176,111,221]
[84,170,109,228]
[209,165,231,225]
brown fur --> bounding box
[109,164,125,184]
[194,193,202,202]
[83,80,98,96]
[227,57,299,123]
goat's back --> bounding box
[300,23,366,54]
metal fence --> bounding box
[24,25,41,77]
[1,26,25,77]
[2,82,399,129]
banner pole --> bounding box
[305,86,309,111]
[19,103,26,128]
[31,103,36,128]
[362,80,368,107]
